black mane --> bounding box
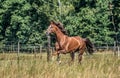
[52,21,68,35]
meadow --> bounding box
[0,52,119,78]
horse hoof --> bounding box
[58,61,61,64]
[52,52,58,56]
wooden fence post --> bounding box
[11,42,12,53]
[106,43,109,51]
[17,41,20,58]
[17,41,20,77]
[118,47,120,57]
[47,34,51,62]
[114,41,117,55]
[39,45,42,59]
[34,45,36,58]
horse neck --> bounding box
[54,28,67,42]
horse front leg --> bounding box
[56,53,60,61]
[52,51,61,62]
[56,49,67,64]
[52,51,58,56]
[58,49,67,54]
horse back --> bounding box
[66,36,85,52]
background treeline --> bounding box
[0,0,120,46]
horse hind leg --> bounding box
[78,50,84,63]
[70,52,75,62]
[67,52,75,65]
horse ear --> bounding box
[50,20,53,24]
[57,22,60,25]
[51,20,55,24]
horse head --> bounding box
[46,21,59,35]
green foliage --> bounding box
[0,0,120,45]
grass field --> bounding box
[0,52,120,78]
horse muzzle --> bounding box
[46,31,50,36]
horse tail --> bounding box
[84,38,94,54]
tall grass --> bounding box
[0,52,119,78]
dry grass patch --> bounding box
[0,52,119,78]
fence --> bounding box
[2,44,47,53]
[94,42,120,56]
[0,41,120,57]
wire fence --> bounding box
[0,41,120,57]
[0,43,55,55]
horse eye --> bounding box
[50,25,53,28]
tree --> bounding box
[0,0,120,46]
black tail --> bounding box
[84,38,94,54]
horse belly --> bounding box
[67,40,79,52]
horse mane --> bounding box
[52,21,68,35]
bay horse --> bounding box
[46,21,94,63]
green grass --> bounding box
[0,52,120,78]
